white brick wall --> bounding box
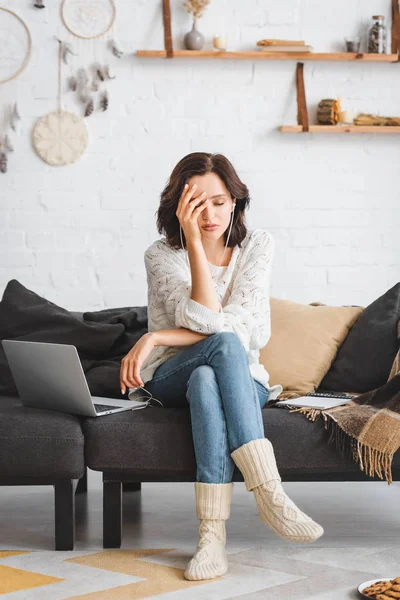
[1,0,399,311]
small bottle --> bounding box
[368,15,387,54]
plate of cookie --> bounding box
[358,576,400,598]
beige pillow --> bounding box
[259,297,364,394]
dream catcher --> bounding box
[0,9,31,173]
[60,0,123,119]
[61,0,116,40]
[0,8,32,84]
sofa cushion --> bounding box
[83,405,400,476]
[0,280,148,397]
[320,283,400,393]
[259,297,363,394]
[0,395,85,478]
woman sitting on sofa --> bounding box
[119,152,324,581]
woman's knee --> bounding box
[187,365,216,390]
[211,331,245,355]
[186,365,219,406]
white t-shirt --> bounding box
[128,227,283,401]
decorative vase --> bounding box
[184,19,204,50]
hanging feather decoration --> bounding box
[92,62,105,82]
[77,67,89,90]
[84,98,94,118]
[10,103,21,132]
[91,76,101,92]
[79,87,90,104]
[109,39,124,58]
[1,127,16,173]
[68,75,78,91]
[3,134,14,153]
[0,152,7,174]
[100,90,109,112]
[104,64,116,80]
[62,42,78,65]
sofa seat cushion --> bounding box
[0,396,85,478]
[84,406,400,477]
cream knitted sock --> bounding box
[184,482,233,581]
[231,438,324,543]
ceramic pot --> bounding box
[184,19,204,50]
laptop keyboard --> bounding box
[94,403,119,412]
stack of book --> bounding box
[256,39,313,53]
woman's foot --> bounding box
[184,519,228,580]
[231,438,324,543]
[184,481,233,581]
[253,479,324,543]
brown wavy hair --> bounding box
[156,152,250,250]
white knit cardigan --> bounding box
[128,227,283,401]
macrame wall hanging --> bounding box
[32,39,89,166]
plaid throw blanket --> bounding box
[273,322,400,486]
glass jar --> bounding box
[368,15,387,54]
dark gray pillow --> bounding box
[0,279,148,397]
[319,282,400,393]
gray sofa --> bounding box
[83,396,400,549]
[1,309,399,551]
[0,393,87,550]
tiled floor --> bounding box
[0,472,399,599]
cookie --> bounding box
[363,581,393,592]
[363,578,400,599]
[384,591,400,599]
[364,581,392,595]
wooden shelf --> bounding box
[153,0,400,137]
[136,50,399,62]
[279,125,400,133]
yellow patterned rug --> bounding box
[2,545,399,599]
[0,548,216,599]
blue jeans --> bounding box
[144,331,270,484]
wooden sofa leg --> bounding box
[75,468,88,494]
[103,481,122,548]
[123,482,141,492]
[54,480,75,550]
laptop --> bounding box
[2,339,150,417]
[273,391,358,410]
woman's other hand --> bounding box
[176,182,208,243]
[120,332,155,394]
